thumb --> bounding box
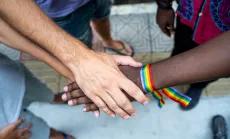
[112,55,142,67]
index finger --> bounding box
[119,77,148,106]
[64,82,79,92]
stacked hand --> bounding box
[67,52,148,119]
[62,65,144,118]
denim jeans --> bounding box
[53,0,112,48]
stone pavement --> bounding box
[28,95,230,139]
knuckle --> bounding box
[110,104,119,110]
[98,104,107,110]
[100,81,111,89]
[119,99,129,107]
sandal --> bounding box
[108,41,134,56]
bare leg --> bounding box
[91,18,133,56]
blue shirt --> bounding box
[0,54,25,128]
[35,0,90,18]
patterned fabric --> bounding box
[210,0,230,31]
[176,0,230,45]
[177,0,194,20]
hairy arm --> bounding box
[0,0,89,64]
[0,0,149,119]
[0,18,74,81]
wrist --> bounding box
[139,64,160,92]
[158,6,173,11]
[136,72,146,94]
[65,72,75,82]
[156,0,173,10]
[64,45,93,71]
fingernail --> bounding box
[62,94,67,101]
[111,114,116,118]
[143,101,148,106]
[82,108,87,112]
[63,86,68,92]
[124,115,130,120]
[94,111,99,118]
[131,113,136,116]
[68,100,73,106]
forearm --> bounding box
[0,0,91,66]
[121,31,230,92]
[152,31,230,89]
[0,18,74,81]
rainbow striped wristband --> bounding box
[140,64,191,108]
[140,65,165,108]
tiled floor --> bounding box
[109,14,173,53]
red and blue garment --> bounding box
[176,0,230,44]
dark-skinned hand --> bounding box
[62,66,144,118]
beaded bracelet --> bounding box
[140,64,191,108]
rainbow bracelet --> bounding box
[161,88,191,107]
[140,65,165,108]
[140,64,191,108]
